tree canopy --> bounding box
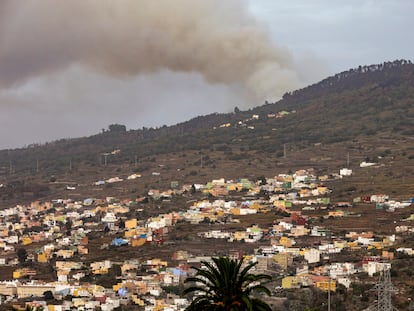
[183,256,272,311]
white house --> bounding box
[339,168,352,176]
[363,262,391,277]
[304,248,320,264]
[102,213,118,223]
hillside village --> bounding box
[0,0,413,307]
[0,164,413,311]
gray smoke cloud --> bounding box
[0,0,300,101]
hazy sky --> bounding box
[0,0,413,149]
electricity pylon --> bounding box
[371,266,398,311]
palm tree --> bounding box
[183,256,272,311]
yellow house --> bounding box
[272,253,293,270]
[56,249,75,258]
[334,241,348,250]
[227,184,238,191]
[13,269,36,279]
[121,263,138,274]
[316,280,336,292]
[382,237,393,247]
[132,295,145,306]
[14,223,23,231]
[89,284,106,296]
[216,210,225,217]
[317,186,328,194]
[279,236,294,247]
[130,237,146,247]
[319,175,329,181]
[233,231,248,241]
[92,267,108,275]
[273,201,287,209]
[231,208,241,216]
[125,229,137,238]
[154,301,166,311]
[57,270,69,279]
[348,241,358,248]
[282,276,300,289]
[299,188,311,197]
[21,237,32,246]
[125,219,137,230]
[37,253,48,263]
[72,298,86,307]
[369,242,383,250]
[113,282,123,292]
[13,270,22,279]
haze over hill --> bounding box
[0,0,300,149]
[1,1,413,149]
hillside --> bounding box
[0,59,413,202]
[0,60,413,311]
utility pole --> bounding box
[328,280,331,311]
[327,265,331,311]
[101,153,110,166]
[36,159,39,173]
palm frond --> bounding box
[183,256,272,311]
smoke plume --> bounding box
[0,0,299,101]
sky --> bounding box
[0,0,413,149]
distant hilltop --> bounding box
[280,59,413,104]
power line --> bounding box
[370,265,398,311]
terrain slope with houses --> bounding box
[0,59,413,202]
